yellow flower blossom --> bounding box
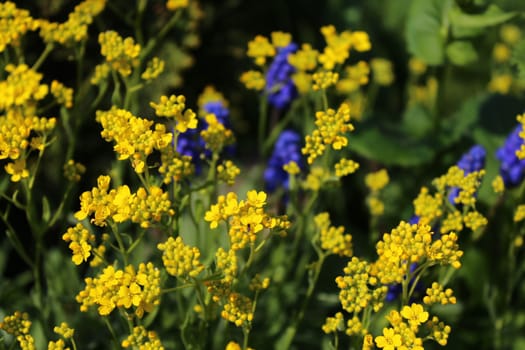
[312,70,339,91]
[200,113,235,153]
[322,312,344,334]
[217,160,241,185]
[271,31,292,48]
[5,158,29,182]
[122,326,164,349]
[423,282,456,305]
[247,35,275,66]
[375,327,402,350]
[166,0,189,11]
[50,80,74,108]
[53,322,75,339]
[371,58,394,86]
[150,94,198,133]
[400,303,429,329]
[240,70,266,90]
[221,293,253,327]
[365,169,389,192]
[0,2,39,53]
[141,57,165,81]
[288,43,319,71]
[62,223,95,265]
[158,237,204,278]
[98,31,140,77]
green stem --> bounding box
[32,43,54,71]
[109,221,128,266]
[1,209,34,268]
[141,9,183,59]
[258,94,268,157]
[103,317,121,349]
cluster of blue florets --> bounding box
[264,129,303,193]
[496,124,525,188]
[265,43,298,110]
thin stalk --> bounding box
[32,43,54,71]
[103,317,121,349]
[258,94,268,157]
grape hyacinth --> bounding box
[265,43,298,110]
[264,130,303,193]
[496,124,525,188]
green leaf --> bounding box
[41,196,51,223]
[405,0,453,65]
[437,93,487,147]
[450,4,517,29]
[446,40,478,65]
[350,123,435,166]
[402,104,434,137]
[511,39,525,80]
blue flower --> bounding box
[264,130,303,192]
[496,124,525,188]
[448,145,486,204]
[265,43,298,110]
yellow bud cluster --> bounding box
[215,247,238,284]
[38,0,106,46]
[336,61,370,93]
[217,160,241,185]
[158,147,195,184]
[321,312,344,334]
[492,175,505,193]
[246,35,275,66]
[53,322,75,339]
[0,311,32,336]
[98,30,140,77]
[129,186,173,228]
[423,282,456,305]
[240,70,266,91]
[516,114,525,159]
[288,43,319,71]
[166,0,189,11]
[312,70,339,91]
[121,326,164,349]
[141,57,165,81]
[63,160,86,182]
[283,160,301,175]
[157,237,204,278]
[200,113,235,153]
[371,58,395,86]
[50,80,74,108]
[314,212,353,257]
[302,102,354,164]
[0,2,39,52]
[221,293,254,327]
[428,316,452,346]
[346,316,365,336]
[0,64,48,110]
[365,169,389,192]
[150,95,198,133]
[47,339,68,350]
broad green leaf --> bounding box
[438,94,487,147]
[402,104,434,137]
[446,40,478,65]
[450,4,517,29]
[405,0,454,65]
[350,123,435,166]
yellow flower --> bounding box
[5,158,29,182]
[375,327,402,350]
[157,237,204,278]
[166,0,188,11]
[150,95,198,133]
[98,31,140,77]
[400,303,429,328]
[53,322,75,339]
[271,31,292,48]
[365,169,389,192]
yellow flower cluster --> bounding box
[0,2,39,52]
[98,30,140,77]
[423,282,456,305]
[158,236,204,278]
[63,160,86,182]
[413,165,486,234]
[53,322,75,339]
[166,0,189,11]
[221,292,254,327]
[302,102,354,164]
[302,166,329,191]
[336,61,370,94]
[141,57,165,81]
[158,147,195,184]
[239,70,266,91]
[374,306,429,350]
[150,94,198,133]
[96,107,173,173]
[322,312,344,334]
[514,205,525,222]
[122,326,164,349]
[91,63,111,85]
[201,114,235,153]
[314,212,353,257]
[217,160,241,185]
[370,58,395,86]
[62,223,95,265]
[74,175,173,228]
[39,0,106,46]
[0,64,48,110]
[365,169,389,216]
[246,35,276,66]
[492,175,505,193]
[0,311,36,350]
[47,339,69,350]
[373,221,463,285]
[76,262,160,318]
[312,70,339,91]
[205,190,290,250]
[318,25,371,70]
[50,80,74,108]
[336,257,387,314]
